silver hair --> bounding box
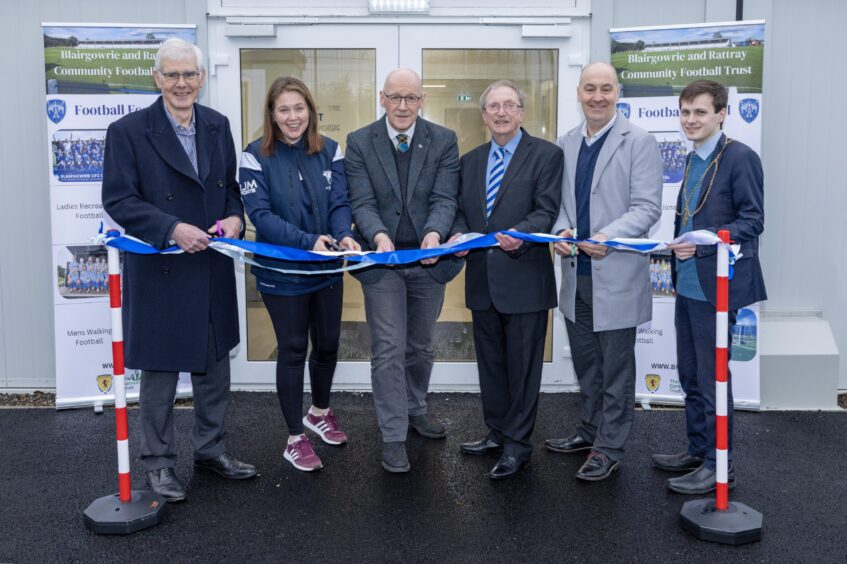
[154,38,205,73]
[479,80,526,111]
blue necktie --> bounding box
[486,147,507,218]
[396,134,409,153]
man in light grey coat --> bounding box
[346,68,462,473]
[545,62,662,481]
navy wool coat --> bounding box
[102,96,244,373]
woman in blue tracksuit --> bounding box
[239,76,360,472]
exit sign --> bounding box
[456,95,472,102]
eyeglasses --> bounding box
[484,102,523,114]
[384,93,423,106]
[159,71,201,84]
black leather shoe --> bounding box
[545,433,593,454]
[460,438,503,456]
[409,414,447,439]
[145,468,187,502]
[575,450,620,481]
[652,451,704,473]
[194,452,257,480]
[667,464,737,495]
[488,454,529,480]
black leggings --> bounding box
[261,283,342,435]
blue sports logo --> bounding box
[616,102,631,119]
[47,99,66,124]
[739,98,759,123]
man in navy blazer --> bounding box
[450,80,563,479]
[653,80,766,494]
[102,38,256,502]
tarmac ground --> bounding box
[1,392,845,562]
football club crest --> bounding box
[739,98,759,123]
[96,373,113,393]
[616,102,631,119]
[645,373,661,393]
[46,99,66,124]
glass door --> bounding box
[399,25,582,388]
[209,21,584,389]
[210,24,399,388]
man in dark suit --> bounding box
[450,80,563,479]
[102,38,256,502]
[654,80,766,494]
[346,68,462,473]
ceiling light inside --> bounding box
[368,0,430,15]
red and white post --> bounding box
[108,245,131,503]
[83,233,167,534]
[714,229,731,510]
[679,229,763,544]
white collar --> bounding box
[386,119,416,149]
[694,130,723,160]
[581,113,616,145]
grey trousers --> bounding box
[362,267,445,442]
[139,327,230,471]
[565,275,637,462]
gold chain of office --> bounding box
[677,138,734,225]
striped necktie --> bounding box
[486,147,507,218]
[396,133,409,153]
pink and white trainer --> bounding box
[283,435,323,472]
[303,409,348,445]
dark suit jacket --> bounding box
[346,116,463,284]
[102,96,244,373]
[672,134,767,310]
[453,129,563,313]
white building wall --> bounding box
[591,0,846,390]
[0,0,208,389]
[1,0,844,391]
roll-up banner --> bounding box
[610,20,765,409]
[43,23,196,409]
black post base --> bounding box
[680,499,763,545]
[83,490,168,535]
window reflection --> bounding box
[421,49,558,361]
[240,49,376,362]
[240,47,558,362]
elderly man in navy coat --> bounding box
[654,80,766,494]
[102,38,256,502]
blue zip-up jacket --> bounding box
[239,136,353,294]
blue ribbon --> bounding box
[99,230,735,277]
